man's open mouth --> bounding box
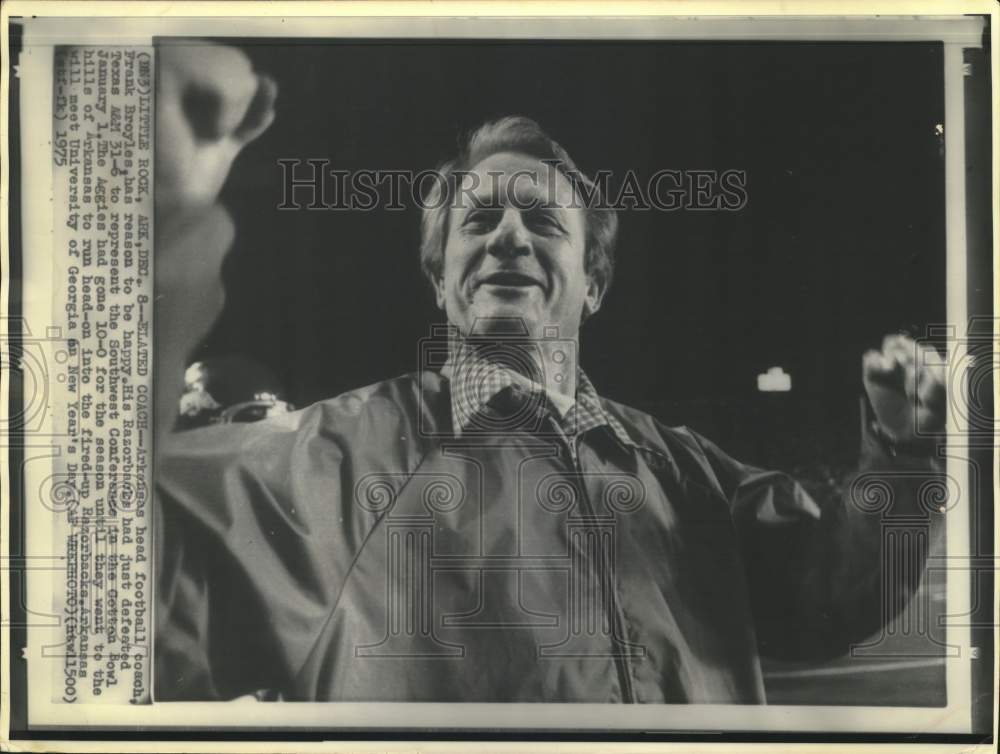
[477,271,543,289]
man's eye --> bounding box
[463,209,500,230]
[527,212,564,233]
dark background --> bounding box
[204,40,946,485]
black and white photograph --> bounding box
[1,4,996,749]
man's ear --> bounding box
[582,275,606,319]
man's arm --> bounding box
[154,43,277,451]
[698,334,947,661]
[154,415,349,700]
[153,43,285,700]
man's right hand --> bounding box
[157,42,277,221]
[155,43,277,440]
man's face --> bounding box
[434,152,602,341]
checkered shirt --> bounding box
[442,338,635,451]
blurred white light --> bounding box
[757,366,792,392]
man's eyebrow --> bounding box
[528,198,570,214]
[461,192,503,210]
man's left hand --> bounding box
[862,333,947,450]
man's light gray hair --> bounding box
[419,116,618,303]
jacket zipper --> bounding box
[561,429,636,704]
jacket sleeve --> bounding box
[154,406,359,700]
[689,405,945,662]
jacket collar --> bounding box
[439,331,636,449]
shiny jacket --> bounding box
[155,370,936,702]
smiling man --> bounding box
[154,47,946,703]
[419,122,619,435]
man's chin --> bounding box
[458,303,542,337]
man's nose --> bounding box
[485,210,532,259]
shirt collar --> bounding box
[439,332,636,449]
